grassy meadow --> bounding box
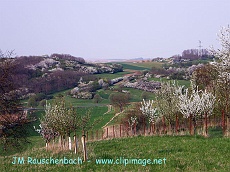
[118,62,164,70]
[1,133,229,172]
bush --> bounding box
[27,96,37,107]
[34,93,46,101]
[93,94,102,103]
[141,91,149,100]
[39,99,46,107]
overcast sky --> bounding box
[0,0,229,61]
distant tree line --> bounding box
[50,53,85,64]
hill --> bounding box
[1,54,123,97]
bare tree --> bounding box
[0,50,31,151]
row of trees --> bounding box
[122,82,217,137]
[171,48,212,62]
[125,26,230,137]
[34,98,99,161]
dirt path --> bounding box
[102,109,123,128]
[104,104,112,115]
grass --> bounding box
[124,87,156,102]
[95,71,131,79]
[118,63,148,70]
[76,106,114,130]
[118,62,163,70]
[149,77,191,88]
[1,135,229,172]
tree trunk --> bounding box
[53,136,55,150]
[226,116,230,137]
[153,122,155,134]
[189,114,194,135]
[176,114,179,135]
[59,136,62,149]
[203,113,208,137]
[222,109,226,136]
[193,116,197,135]
[162,116,166,134]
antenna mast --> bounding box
[198,40,202,58]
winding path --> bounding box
[102,107,124,128]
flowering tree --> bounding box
[177,85,215,136]
[210,25,230,136]
[34,124,59,149]
[140,99,159,133]
[128,116,138,134]
[200,90,216,136]
[177,86,202,135]
[39,99,77,150]
[156,81,180,133]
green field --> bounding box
[118,62,163,70]
[95,71,131,79]
[1,134,229,172]
[149,77,191,88]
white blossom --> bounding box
[177,87,215,118]
[128,116,138,127]
[140,99,159,124]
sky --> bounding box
[0,0,229,61]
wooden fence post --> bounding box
[81,135,87,162]
[74,135,78,154]
[68,134,71,150]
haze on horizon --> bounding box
[0,0,229,61]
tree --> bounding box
[121,103,143,134]
[200,90,216,137]
[155,81,180,133]
[177,86,201,135]
[210,25,230,136]
[0,50,31,151]
[109,93,129,112]
[93,94,102,103]
[140,99,160,134]
[27,96,38,107]
[40,98,76,150]
[176,86,215,136]
[191,64,218,91]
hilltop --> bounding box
[2,54,123,97]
